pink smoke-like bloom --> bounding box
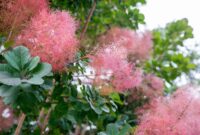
[128,74,164,117]
[98,27,153,61]
[90,43,142,92]
[141,74,164,99]
[135,86,200,135]
[145,74,164,92]
[0,99,14,132]
[0,0,48,35]
[16,10,78,71]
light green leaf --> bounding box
[32,63,52,78]
[0,64,9,72]
[0,85,19,105]
[0,71,21,86]
[13,46,30,69]
[109,93,123,105]
[3,46,30,70]
[107,123,119,135]
[119,124,132,135]
[3,50,20,70]
[0,85,11,97]
[98,132,107,135]
[101,105,110,113]
[28,56,40,71]
[22,77,44,85]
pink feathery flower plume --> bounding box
[98,27,153,61]
[0,99,15,132]
[130,74,164,101]
[140,74,164,99]
[0,0,48,36]
[135,86,200,135]
[16,10,78,71]
[128,74,164,116]
[90,42,142,92]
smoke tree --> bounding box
[0,0,198,135]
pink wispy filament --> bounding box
[98,27,153,61]
[0,0,48,36]
[136,86,200,135]
[16,10,78,71]
[90,42,142,92]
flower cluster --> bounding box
[98,27,153,61]
[0,0,48,36]
[90,28,152,92]
[16,10,78,71]
[140,74,164,99]
[0,99,14,132]
[136,86,200,135]
[90,42,142,92]
[130,74,164,100]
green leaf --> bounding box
[3,46,30,70]
[17,89,39,112]
[101,105,110,113]
[0,71,21,86]
[3,50,20,70]
[106,123,119,135]
[22,77,44,85]
[13,46,30,69]
[0,85,11,97]
[66,113,77,124]
[89,101,102,114]
[98,132,107,135]
[119,124,132,135]
[109,93,123,105]
[28,56,40,71]
[32,63,52,78]
[0,64,10,72]
[0,85,19,105]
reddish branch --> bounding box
[41,108,52,134]
[80,0,97,40]
[14,113,26,135]
[170,98,193,131]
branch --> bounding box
[80,0,97,40]
[14,113,26,135]
[170,98,193,131]
[41,108,52,134]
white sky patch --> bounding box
[138,0,200,85]
[139,0,200,42]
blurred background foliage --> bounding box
[145,19,197,92]
[50,0,146,38]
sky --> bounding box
[139,0,200,85]
[139,0,200,42]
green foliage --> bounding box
[0,0,198,135]
[145,19,196,89]
[50,0,146,37]
[98,123,132,135]
[0,46,52,113]
[48,70,120,133]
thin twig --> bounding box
[37,108,45,128]
[14,113,26,135]
[74,125,81,135]
[37,85,55,131]
[1,11,20,55]
[170,98,193,131]
[80,0,97,40]
[41,108,52,134]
